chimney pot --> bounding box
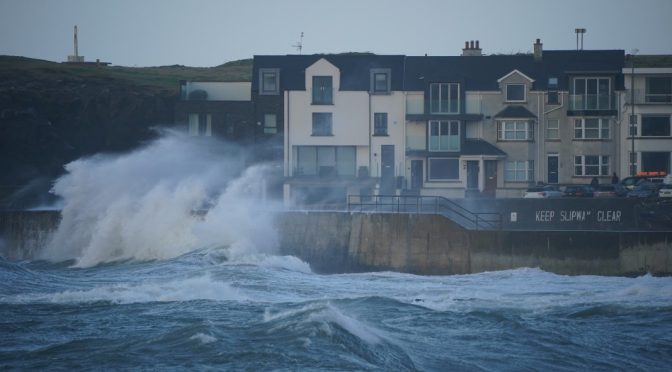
[470,40,474,49]
[476,40,480,49]
[465,41,469,49]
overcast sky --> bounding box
[1,0,671,67]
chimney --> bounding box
[462,40,482,57]
[534,38,543,61]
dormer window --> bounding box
[312,76,333,105]
[430,83,459,114]
[506,84,526,102]
[370,69,391,94]
[259,68,279,95]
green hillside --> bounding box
[0,56,253,93]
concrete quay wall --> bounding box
[276,212,672,276]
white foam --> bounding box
[229,254,312,273]
[39,132,281,267]
[5,273,245,304]
[190,333,217,344]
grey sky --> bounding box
[1,0,671,67]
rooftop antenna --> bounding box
[292,32,304,54]
[575,28,586,50]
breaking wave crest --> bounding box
[39,132,281,267]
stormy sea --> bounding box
[2,133,672,370]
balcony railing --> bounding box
[406,135,426,151]
[625,89,672,104]
[569,93,616,111]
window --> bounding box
[575,155,609,176]
[504,161,534,182]
[312,76,333,104]
[428,158,459,180]
[641,115,671,137]
[312,113,332,136]
[430,83,460,113]
[630,115,638,137]
[506,84,526,102]
[294,146,356,177]
[373,113,388,136]
[498,120,534,141]
[641,152,670,173]
[188,113,211,136]
[259,68,279,95]
[546,119,559,140]
[370,69,391,93]
[263,114,277,134]
[571,77,611,110]
[646,77,672,103]
[547,77,559,104]
[429,120,460,151]
[574,118,610,139]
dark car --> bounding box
[622,175,666,191]
[627,182,660,198]
[563,185,594,197]
[594,184,628,198]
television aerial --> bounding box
[292,32,304,54]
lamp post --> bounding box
[629,49,638,176]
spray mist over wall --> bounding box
[40,131,280,267]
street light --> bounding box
[629,49,639,176]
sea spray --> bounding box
[40,131,281,267]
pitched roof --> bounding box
[493,106,537,119]
[252,54,405,92]
[404,50,625,91]
[462,139,507,156]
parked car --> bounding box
[563,185,594,197]
[627,182,660,198]
[621,173,667,190]
[594,184,628,198]
[524,185,563,198]
[659,184,672,199]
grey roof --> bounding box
[494,106,537,119]
[462,139,507,156]
[252,54,405,92]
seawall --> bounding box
[276,211,672,276]
[1,210,671,276]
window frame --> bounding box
[263,114,277,134]
[497,120,534,141]
[427,158,459,181]
[645,76,672,103]
[505,83,526,102]
[641,115,671,137]
[373,112,388,136]
[574,118,610,140]
[429,83,460,114]
[311,112,333,136]
[504,160,534,182]
[293,146,356,177]
[428,120,460,151]
[312,76,333,105]
[259,68,279,95]
[370,68,391,94]
[545,119,560,140]
[574,155,610,176]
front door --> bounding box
[380,145,395,194]
[411,160,423,190]
[484,160,497,196]
[547,154,559,184]
[467,161,479,190]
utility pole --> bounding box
[629,49,639,176]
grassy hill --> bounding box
[0,56,253,93]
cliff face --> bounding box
[0,57,177,207]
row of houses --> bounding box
[175,40,672,206]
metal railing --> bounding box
[347,194,502,230]
[625,89,672,104]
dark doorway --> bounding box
[467,161,479,190]
[547,154,559,184]
[380,145,395,194]
[484,160,497,196]
[411,160,423,190]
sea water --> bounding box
[2,257,672,370]
[2,133,671,370]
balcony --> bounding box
[406,135,426,151]
[568,93,617,116]
[625,89,672,105]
